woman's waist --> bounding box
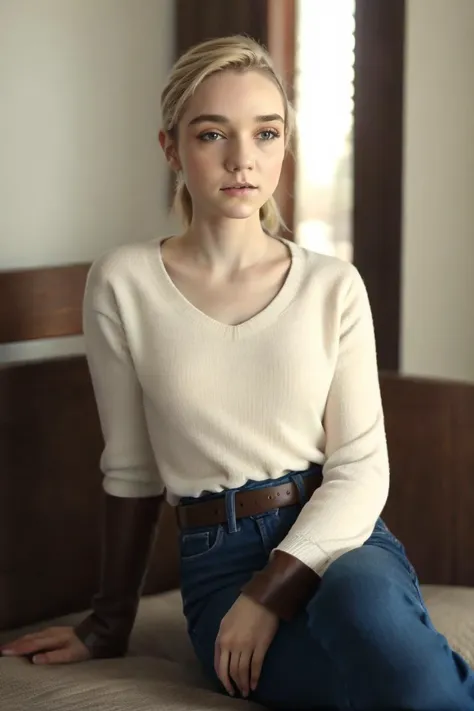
[176,463,323,531]
[161,449,325,503]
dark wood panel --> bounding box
[0,356,178,631]
[0,264,90,344]
[353,0,405,370]
[453,383,474,586]
[267,0,297,238]
[380,373,455,585]
[2,358,473,631]
[176,0,268,55]
[0,357,103,628]
[381,373,474,588]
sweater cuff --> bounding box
[241,550,321,621]
[74,607,133,659]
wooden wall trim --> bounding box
[353,0,405,371]
[0,264,90,344]
[0,355,178,630]
[267,0,297,238]
[381,372,474,587]
[175,0,268,55]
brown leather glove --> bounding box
[74,493,164,658]
[241,550,321,622]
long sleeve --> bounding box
[75,263,166,657]
[274,266,389,573]
[74,493,164,657]
[242,267,389,619]
[83,270,165,498]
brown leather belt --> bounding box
[176,471,323,530]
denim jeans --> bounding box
[178,466,474,710]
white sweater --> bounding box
[83,236,389,576]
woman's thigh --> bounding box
[189,582,349,710]
[181,510,474,710]
[307,522,474,710]
[185,518,425,710]
[179,506,349,710]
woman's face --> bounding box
[164,70,286,224]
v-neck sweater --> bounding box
[83,236,389,576]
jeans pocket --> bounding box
[179,524,225,561]
[254,503,302,552]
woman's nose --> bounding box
[224,139,255,172]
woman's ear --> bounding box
[159,130,181,172]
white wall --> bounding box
[401,0,474,382]
[0,0,176,361]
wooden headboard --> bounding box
[0,264,179,632]
[1,264,473,632]
[380,372,474,589]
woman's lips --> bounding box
[221,186,257,197]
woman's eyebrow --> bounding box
[188,113,284,126]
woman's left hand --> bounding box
[214,593,279,697]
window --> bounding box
[294,0,355,261]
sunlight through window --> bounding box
[294,0,355,261]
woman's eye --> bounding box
[198,131,223,142]
[258,129,279,141]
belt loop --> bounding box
[289,473,307,506]
[224,490,238,534]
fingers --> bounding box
[1,632,61,658]
[1,632,39,654]
[215,642,234,696]
[228,651,241,695]
[236,650,252,698]
[1,627,89,666]
[250,645,266,691]
[32,648,78,665]
[215,640,253,698]
[220,644,267,696]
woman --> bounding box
[2,35,474,711]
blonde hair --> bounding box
[160,35,295,236]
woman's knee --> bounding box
[307,546,404,633]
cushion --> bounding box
[0,590,257,711]
[0,656,256,711]
[1,586,474,710]
[422,585,474,667]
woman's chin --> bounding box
[215,203,264,222]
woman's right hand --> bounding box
[1,626,91,665]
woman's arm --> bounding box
[243,266,389,620]
[75,262,166,657]
[83,280,164,499]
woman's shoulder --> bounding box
[87,237,163,285]
[84,236,165,315]
[287,239,364,293]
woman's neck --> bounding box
[178,215,274,274]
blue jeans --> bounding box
[178,466,474,710]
